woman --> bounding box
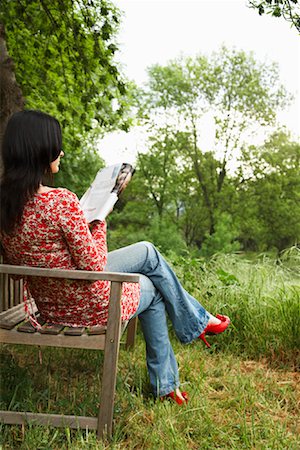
[0,110,230,404]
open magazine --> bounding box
[80,163,135,222]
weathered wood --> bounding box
[0,255,6,312]
[0,264,139,283]
[0,411,98,430]
[0,302,37,329]
[0,318,24,330]
[39,323,65,335]
[88,325,107,335]
[0,254,3,312]
[64,326,85,336]
[9,278,14,308]
[4,274,9,310]
[0,328,106,350]
[0,302,25,321]
[0,272,3,312]
[97,281,122,439]
[17,321,36,333]
[13,280,22,307]
[0,255,23,311]
[19,279,24,305]
[17,317,45,333]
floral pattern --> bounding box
[1,189,140,326]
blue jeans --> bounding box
[105,241,210,397]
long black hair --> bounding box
[0,110,62,235]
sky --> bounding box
[99,0,300,165]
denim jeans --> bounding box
[105,241,210,397]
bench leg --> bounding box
[125,316,137,349]
[97,281,122,439]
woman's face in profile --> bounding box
[50,150,64,173]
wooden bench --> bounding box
[0,263,139,439]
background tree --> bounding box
[138,128,182,222]
[137,48,289,249]
[247,0,300,32]
[0,0,132,195]
[236,131,300,251]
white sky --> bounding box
[99,0,300,165]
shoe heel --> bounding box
[199,332,211,348]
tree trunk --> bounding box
[0,22,25,175]
[0,22,25,309]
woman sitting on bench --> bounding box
[0,110,230,405]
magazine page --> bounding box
[112,163,135,195]
[80,163,122,222]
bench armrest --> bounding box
[0,264,139,283]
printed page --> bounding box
[112,163,135,195]
[80,163,122,222]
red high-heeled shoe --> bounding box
[161,391,188,405]
[199,314,230,348]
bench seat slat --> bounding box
[17,321,37,333]
[39,323,65,335]
[17,316,45,333]
[88,325,107,335]
[64,327,85,336]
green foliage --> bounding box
[132,47,291,253]
[114,128,299,255]
[145,54,214,114]
[199,213,241,257]
[237,131,300,251]
[55,145,104,198]
[0,0,132,195]
[143,47,288,143]
[248,0,300,32]
[216,268,240,286]
[125,47,297,254]
[137,129,181,219]
[107,175,154,250]
[144,216,188,255]
[108,202,187,255]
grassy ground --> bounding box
[1,250,299,449]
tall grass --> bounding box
[1,249,299,448]
[168,247,300,368]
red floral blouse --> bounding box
[1,188,140,326]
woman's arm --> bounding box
[58,191,107,271]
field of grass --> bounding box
[1,249,299,449]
